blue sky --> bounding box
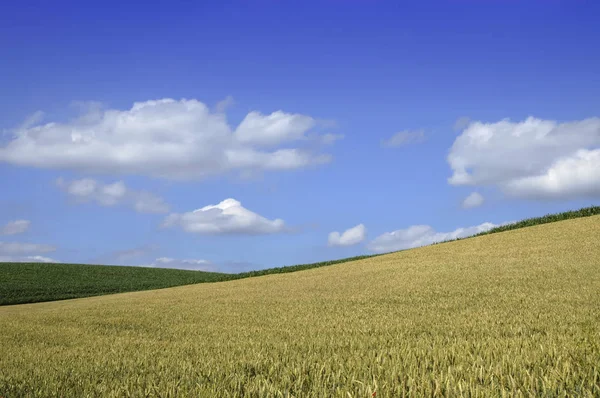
[1,0,599,272]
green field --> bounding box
[2,206,599,306]
[0,262,230,306]
[1,214,599,396]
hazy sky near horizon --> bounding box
[1,0,599,272]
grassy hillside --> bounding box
[0,262,228,306]
[1,215,599,396]
[1,205,599,306]
[0,256,381,306]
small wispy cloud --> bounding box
[214,95,235,113]
[57,178,170,214]
[462,192,484,209]
[453,116,471,131]
[147,257,216,271]
[0,255,58,263]
[0,220,30,236]
[89,244,159,266]
[112,245,159,262]
[382,130,426,148]
[0,241,56,255]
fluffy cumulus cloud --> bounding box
[57,178,169,213]
[328,224,366,247]
[382,130,426,148]
[0,98,336,180]
[462,192,484,209]
[448,116,600,199]
[0,255,58,263]
[0,220,30,235]
[367,221,502,253]
[149,257,215,271]
[503,149,600,199]
[162,198,286,235]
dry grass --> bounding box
[1,216,599,397]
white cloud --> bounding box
[57,177,169,213]
[162,198,286,235]
[462,192,484,209]
[235,110,316,147]
[382,130,425,148]
[1,220,30,235]
[503,149,600,199]
[28,255,58,263]
[328,224,366,247]
[448,116,600,199]
[367,221,500,253]
[0,255,58,263]
[149,257,215,271]
[0,98,336,180]
[155,257,208,265]
[0,242,56,255]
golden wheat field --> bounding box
[1,216,599,397]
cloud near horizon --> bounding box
[448,116,600,200]
[328,224,366,247]
[367,221,502,253]
[0,255,58,263]
[147,257,216,271]
[162,198,286,235]
[0,98,337,180]
[0,220,56,262]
